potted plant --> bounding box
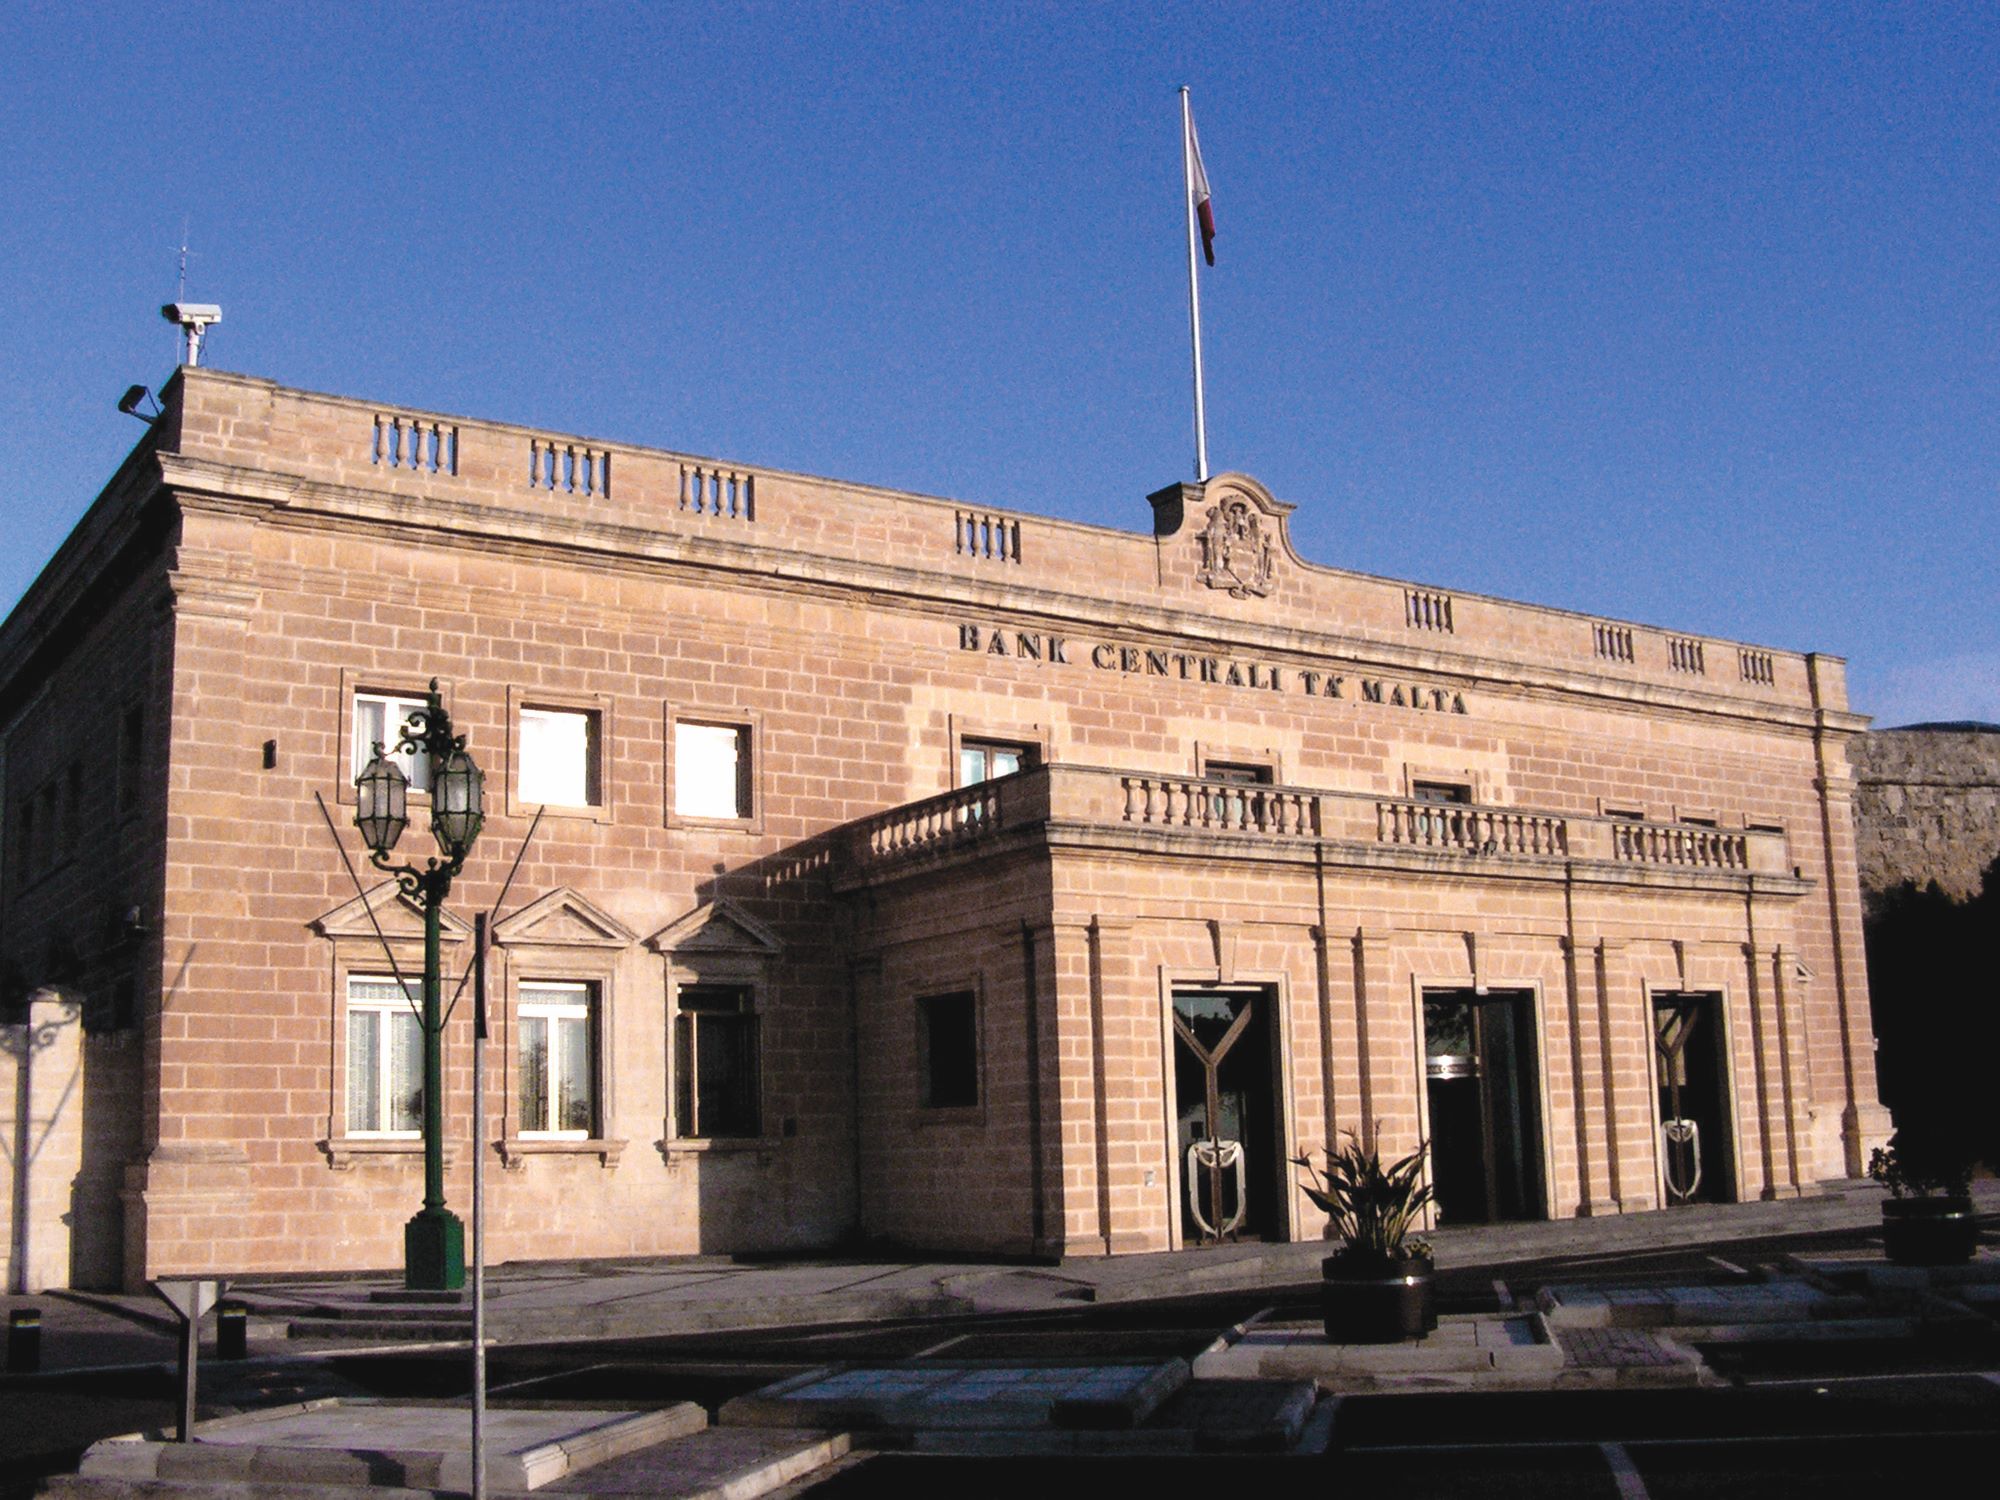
[1869,1123,1978,1266]
[1294,1131,1436,1342]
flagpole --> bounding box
[1181,86,1209,482]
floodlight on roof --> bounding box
[117,384,161,423]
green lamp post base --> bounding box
[404,1206,466,1291]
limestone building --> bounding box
[1,368,1888,1291]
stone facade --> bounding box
[0,369,1889,1288]
[1851,725,2000,908]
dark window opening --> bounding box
[118,704,145,817]
[675,984,759,1137]
[1204,761,1274,785]
[1412,780,1473,805]
[919,990,979,1108]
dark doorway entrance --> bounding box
[1652,991,1735,1205]
[1423,989,1546,1225]
[1171,987,1283,1243]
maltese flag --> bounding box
[1188,109,1216,265]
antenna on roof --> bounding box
[161,223,221,366]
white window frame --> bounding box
[346,975,422,1137]
[517,980,597,1139]
[669,717,756,825]
[958,738,1036,787]
[518,706,601,809]
[352,691,433,793]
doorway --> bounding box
[1423,989,1546,1224]
[1171,986,1283,1244]
[1652,991,1735,1205]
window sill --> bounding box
[498,1136,626,1171]
[320,1136,456,1171]
[508,798,613,826]
[657,1134,780,1155]
[915,1105,986,1127]
[666,813,763,836]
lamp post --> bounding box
[354,679,484,1291]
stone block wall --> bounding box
[1852,726,2000,907]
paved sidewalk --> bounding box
[8,1177,1994,1373]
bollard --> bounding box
[6,1308,41,1373]
[215,1300,247,1360]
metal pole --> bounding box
[422,891,445,1217]
[178,1313,198,1441]
[1181,86,1209,482]
[471,912,487,1500]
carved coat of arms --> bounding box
[1196,498,1275,598]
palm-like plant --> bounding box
[1294,1130,1435,1264]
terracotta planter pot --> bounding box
[1321,1250,1435,1343]
[1881,1196,1978,1266]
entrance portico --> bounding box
[836,762,1821,1257]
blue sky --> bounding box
[5,2,1996,725]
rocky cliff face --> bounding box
[1853,725,2000,908]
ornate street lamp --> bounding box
[354,679,484,1290]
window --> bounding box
[959,739,1035,786]
[118,703,144,817]
[519,707,601,808]
[674,721,750,820]
[674,984,759,1137]
[11,796,31,887]
[353,692,432,792]
[347,976,422,1134]
[518,981,597,1136]
[35,784,58,875]
[1205,761,1273,786]
[1411,780,1472,804]
[919,991,979,1108]
[1605,808,1644,821]
[62,761,82,850]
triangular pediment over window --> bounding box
[645,898,782,956]
[311,883,473,944]
[491,888,637,950]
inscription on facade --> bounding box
[956,623,1468,715]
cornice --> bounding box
[155,452,1828,735]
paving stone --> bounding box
[1556,1328,1687,1369]
[721,1361,1189,1433]
[77,1400,702,1493]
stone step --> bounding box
[43,1425,848,1500]
[257,1301,471,1324]
[283,1318,473,1344]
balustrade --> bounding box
[680,464,753,520]
[1375,800,1568,857]
[529,437,610,497]
[854,781,1001,863]
[838,767,1779,885]
[373,414,458,474]
[1610,821,1748,869]
[1118,776,1318,837]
